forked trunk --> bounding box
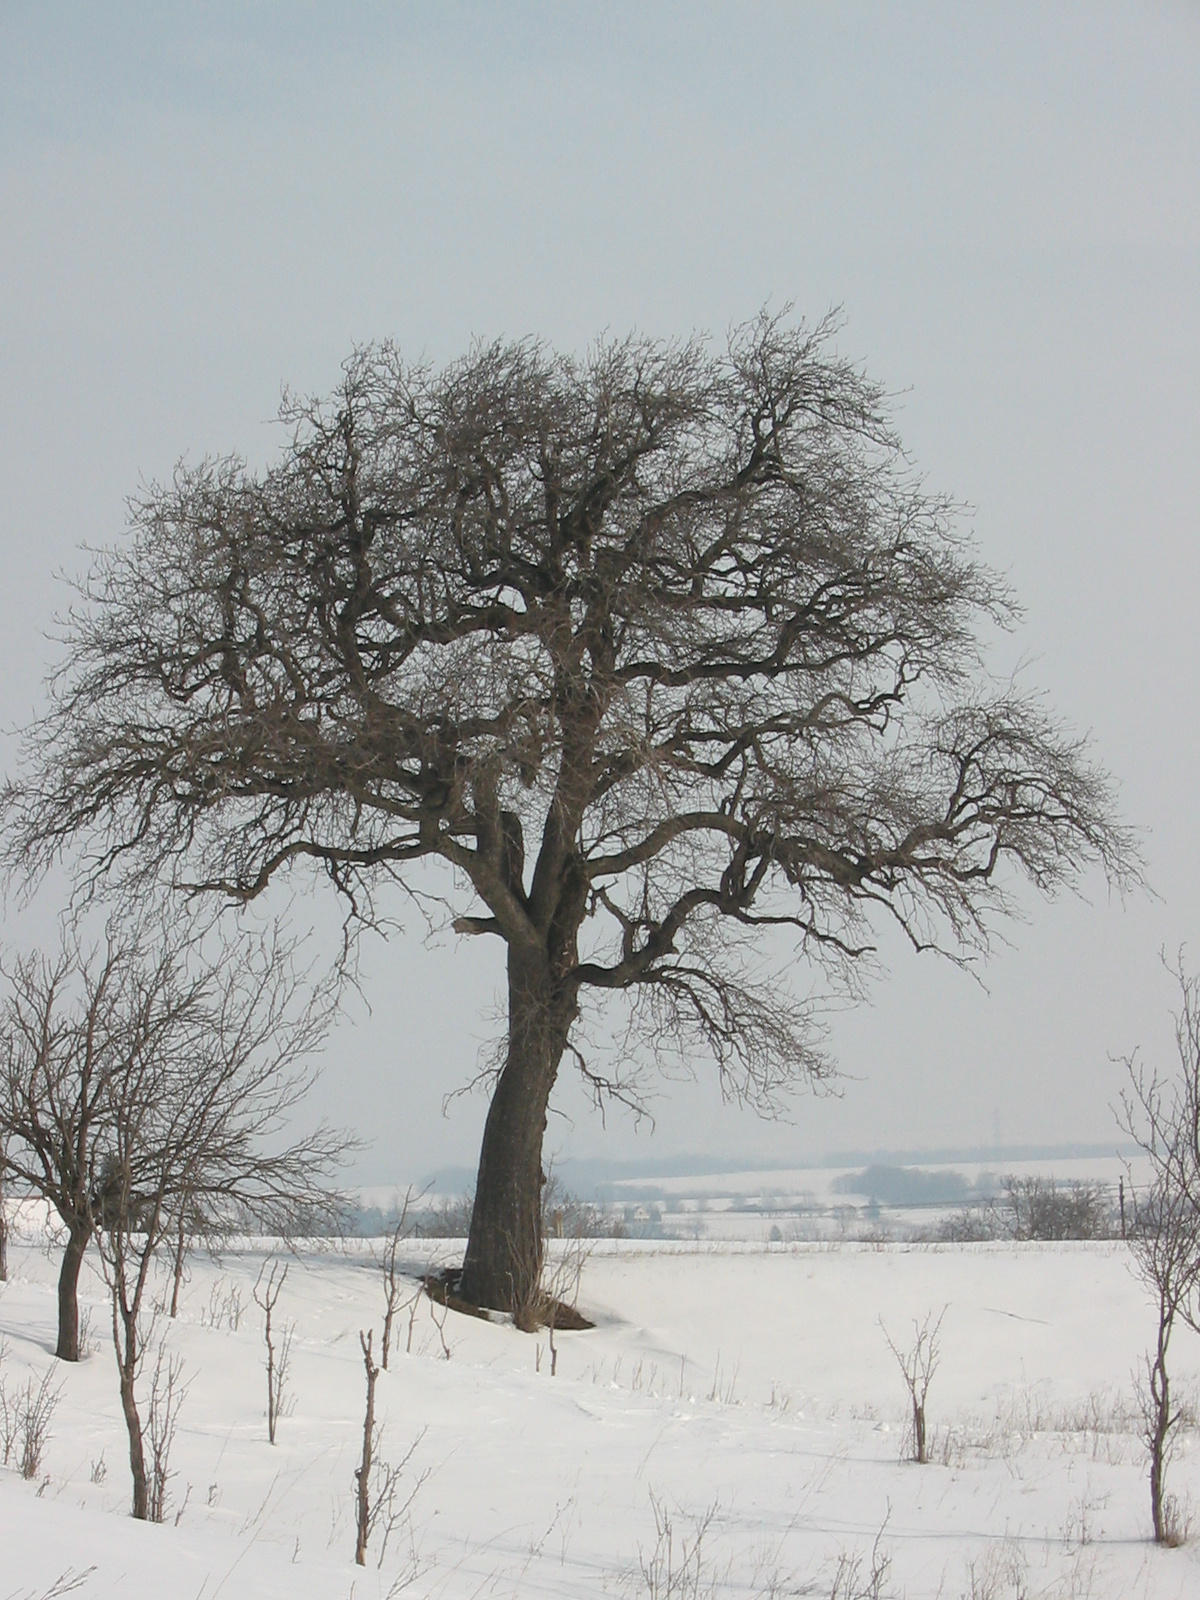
[459,948,569,1314]
[56,1221,91,1361]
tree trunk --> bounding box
[0,1162,8,1282]
[1150,1349,1169,1543]
[459,948,568,1314]
[169,1217,186,1318]
[119,1357,149,1520]
[56,1222,91,1361]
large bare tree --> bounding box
[2,313,1135,1309]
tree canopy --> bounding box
[3,312,1137,1307]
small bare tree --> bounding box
[253,1258,294,1443]
[1118,961,1200,1545]
[77,919,349,1519]
[0,931,143,1360]
[880,1307,946,1464]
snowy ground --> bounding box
[3,1211,1200,1599]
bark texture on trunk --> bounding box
[56,1223,90,1361]
[119,1357,149,1521]
[459,948,569,1313]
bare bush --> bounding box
[828,1527,892,1600]
[201,1279,244,1332]
[253,1258,294,1444]
[999,1176,1112,1241]
[932,1207,1001,1243]
[633,1492,723,1600]
[3,1368,62,1480]
[881,1307,946,1464]
[931,1179,1113,1244]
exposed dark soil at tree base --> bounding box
[422,1268,594,1330]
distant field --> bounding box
[359,1152,1153,1243]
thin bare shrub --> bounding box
[253,1258,294,1443]
[828,1527,892,1600]
[145,1342,188,1523]
[353,1328,429,1567]
[202,1278,244,1332]
[634,1491,723,1600]
[2,1367,62,1480]
[376,1188,419,1370]
[880,1307,946,1463]
[1118,960,1200,1544]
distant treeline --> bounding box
[830,1164,995,1207]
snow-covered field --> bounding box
[3,1211,1200,1599]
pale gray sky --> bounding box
[1,3,1197,1182]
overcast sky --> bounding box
[1,3,1197,1184]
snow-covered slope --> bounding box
[2,1224,1198,1598]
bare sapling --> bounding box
[253,1258,294,1443]
[377,1188,417,1370]
[428,1293,452,1360]
[146,1342,188,1523]
[354,1329,379,1565]
[353,1328,429,1568]
[1118,959,1200,1545]
[880,1307,946,1464]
